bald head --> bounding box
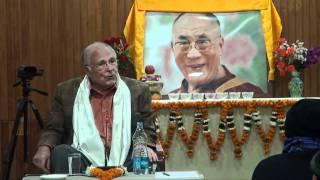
[82,42,117,66]
[173,13,222,35]
[82,41,119,92]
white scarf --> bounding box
[72,75,131,166]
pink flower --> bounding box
[277,61,286,69]
[279,38,286,43]
[278,70,286,77]
[279,49,287,58]
[221,35,257,67]
[287,47,295,55]
[287,65,295,73]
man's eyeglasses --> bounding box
[174,36,221,53]
[87,58,118,71]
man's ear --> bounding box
[84,66,91,73]
[219,37,224,48]
[218,37,224,56]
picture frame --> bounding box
[124,0,282,96]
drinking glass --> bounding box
[68,153,81,175]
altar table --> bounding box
[152,98,306,179]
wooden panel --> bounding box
[301,0,311,96]
[0,0,8,122]
[308,0,320,96]
[0,0,319,179]
[0,121,1,179]
[0,0,9,176]
[273,0,289,97]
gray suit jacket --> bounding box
[38,76,157,166]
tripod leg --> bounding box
[24,99,29,162]
[29,99,44,128]
[2,100,27,180]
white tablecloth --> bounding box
[22,171,204,180]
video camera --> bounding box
[17,65,44,80]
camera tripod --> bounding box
[2,79,48,180]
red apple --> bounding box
[145,65,155,74]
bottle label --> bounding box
[133,156,141,170]
[141,156,149,170]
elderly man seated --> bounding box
[32,42,158,173]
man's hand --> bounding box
[147,147,158,162]
[32,146,51,173]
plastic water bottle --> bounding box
[132,113,149,175]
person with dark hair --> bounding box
[32,42,158,173]
[170,13,268,97]
[252,98,320,180]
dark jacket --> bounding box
[252,150,317,180]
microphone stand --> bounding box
[105,144,110,167]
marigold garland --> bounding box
[227,110,254,159]
[175,108,193,157]
[273,102,287,142]
[172,106,203,158]
[202,105,226,160]
[226,111,241,159]
[241,103,255,144]
[159,109,177,159]
[86,166,125,180]
[152,99,297,110]
[277,113,286,142]
[152,99,297,160]
[252,110,276,155]
[185,108,202,157]
[253,106,287,155]
[252,111,265,146]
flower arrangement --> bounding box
[274,38,320,77]
[103,37,134,76]
[86,166,126,180]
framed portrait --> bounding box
[144,11,268,94]
[124,0,282,96]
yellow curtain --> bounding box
[124,0,282,80]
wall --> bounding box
[0,0,319,179]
